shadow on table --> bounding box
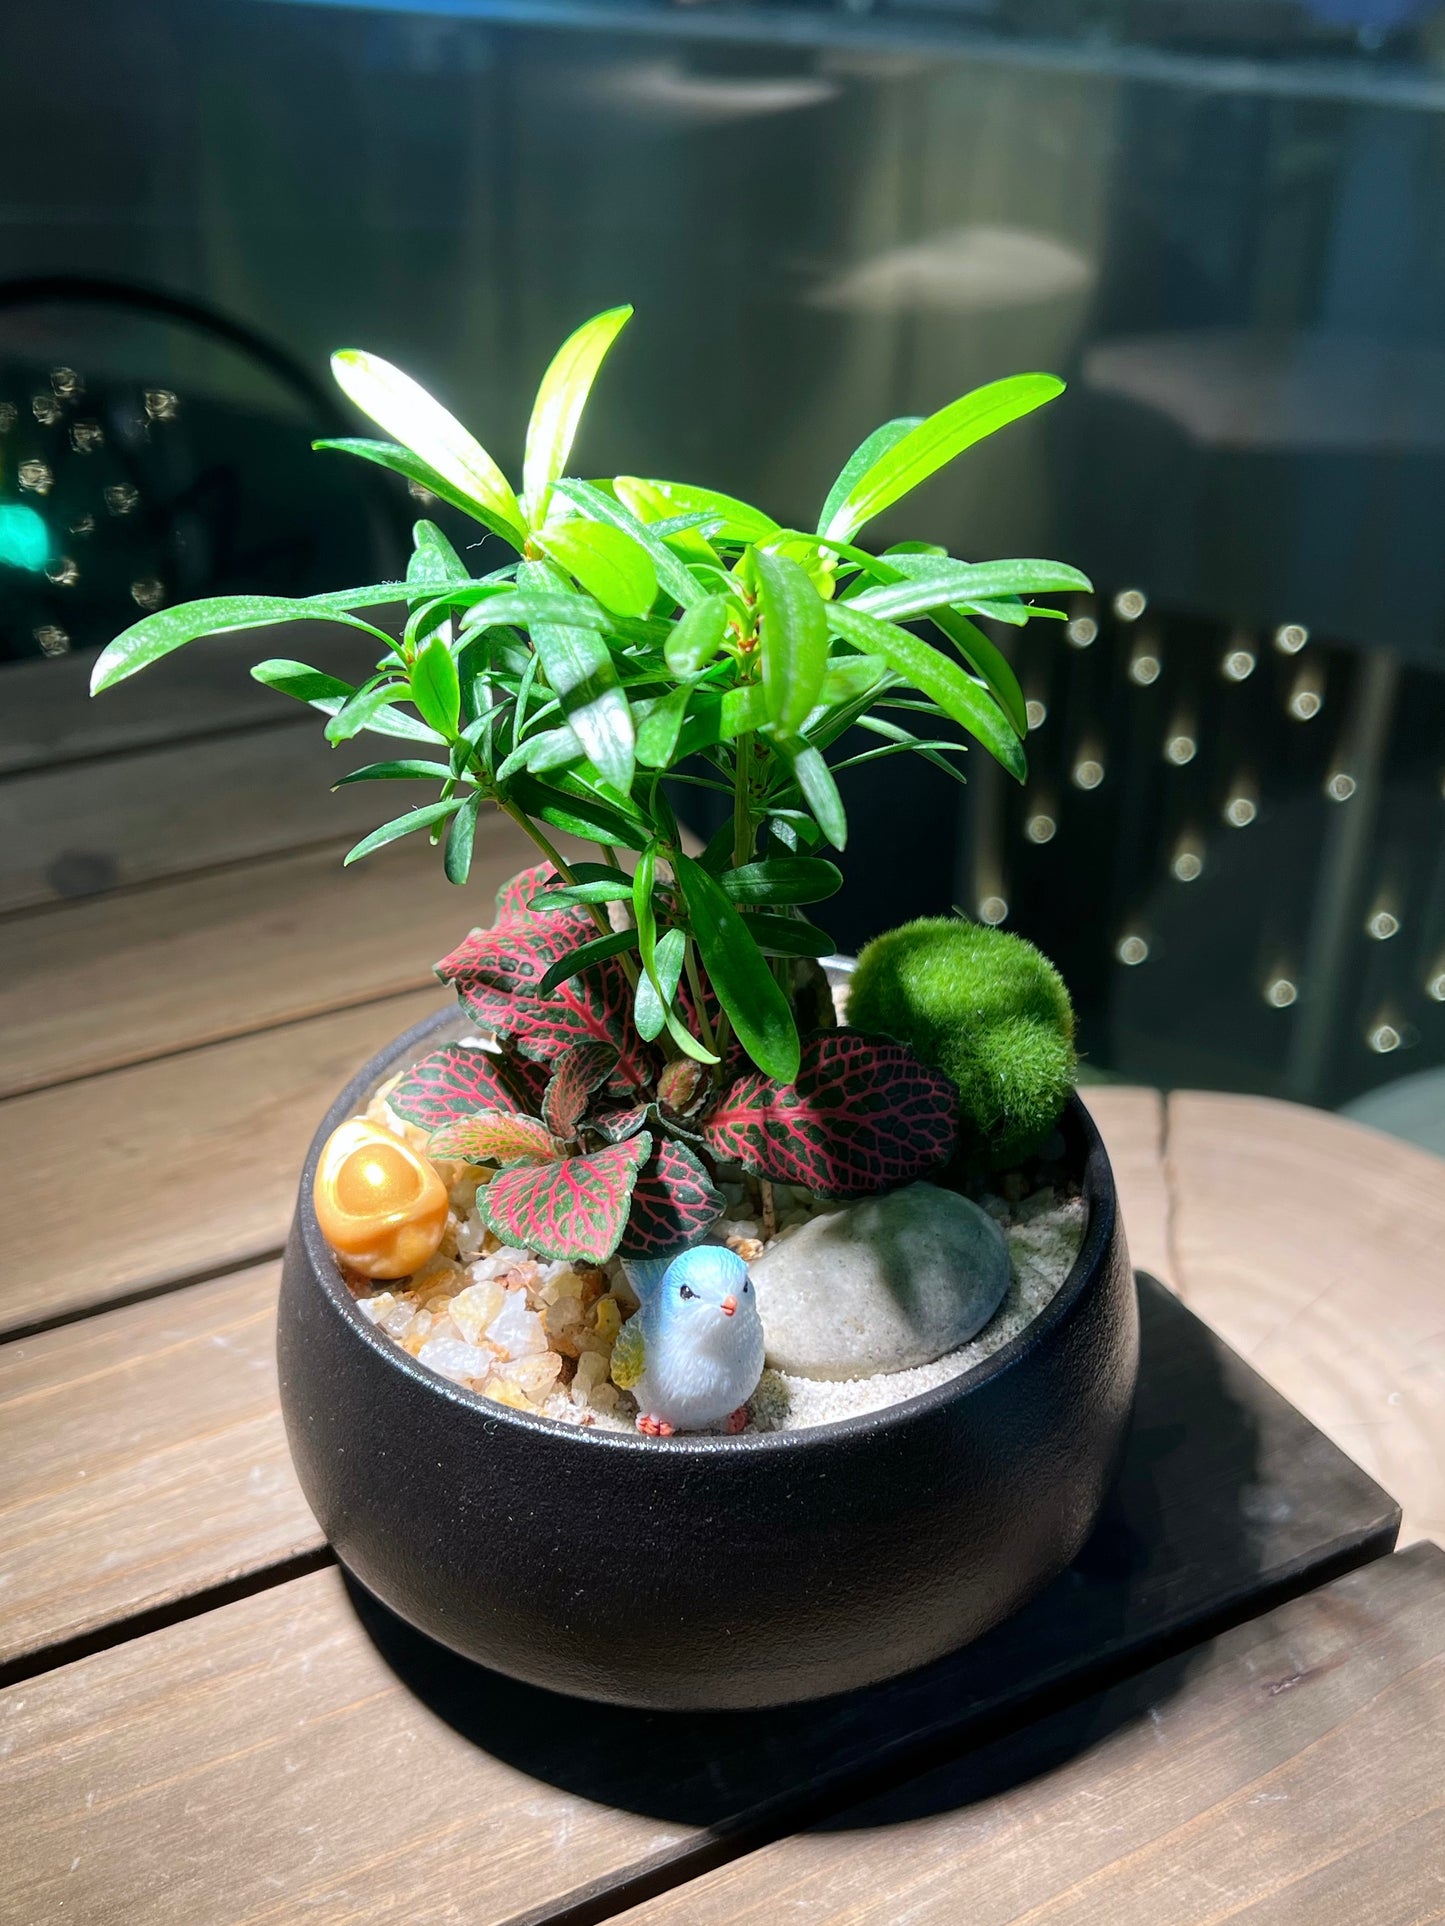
[343,1276,1339,1828]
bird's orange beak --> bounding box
[721,1295,738,1317]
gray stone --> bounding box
[750,1183,1012,1380]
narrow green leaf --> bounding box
[343,798,462,866]
[310,692,444,747]
[632,843,657,953]
[816,417,921,538]
[325,680,410,745]
[754,549,829,735]
[634,926,685,1043]
[408,519,470,587]
[509,773,649,850]
[664,594,730,677]
[456,589,613,637]
[858,552,1027,737]
[927,605,1027,738]
[634,685,691,768]
[330,351,524,542]
[698,819,736,875]
[669,680,767,762]
[92,593,396,695]
[533,876,634,908]
[718,857,843,905]
[823,376,1065,543]
[333,758,453,785]
[315,438,522,547]
[616,476,779,544]
[538,519,658,618]
[966,596,1030,627]
[817,654,887,706]
[537,926,640,997]
[496,722,583,783]
[847,558,1090,624]
[523,305,632,525]
[674,854,799,1083]
[552,479,703,610]
[251,659,354,705]
[517,559,633,794]
[828,601,1026,782]
[444,790,482,884]
[785,742,848,851]
[410,632,461,737]
[737,912,835,957]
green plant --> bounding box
[847,917,1076,1170]
[91,305,1088,1257]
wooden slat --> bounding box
[0,626,378,778]
[1168,1089,1445,1550]
[0,1264,315,1673]
[0,1281,1399,1921]
[0,720,436,912]
[619,1543,1445,1926]
[1078,1085,1174,1288]
[0,810,558,1098]
[0,988,444,1337]
[0,1563,691,1926]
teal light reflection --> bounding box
[0,502,50,572]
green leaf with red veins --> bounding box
[479,1133,652,1263]
[591,1100,650,1144]
[428,1111,560,1164]
[496,1043,552,1115]
[436,919,655,1085]
[701,1030,957,1199]
[619,1139,725,1259]
[386,1043,527,1133]
[542,1042,620,1139]
[493,863,573,927]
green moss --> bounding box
[848,917,1076,1170]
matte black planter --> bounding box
[278,1004,1139,1710]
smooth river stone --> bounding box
[751,1183,1011,1379]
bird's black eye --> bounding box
[679,1284,696,1300]
[742,1279,751,1293]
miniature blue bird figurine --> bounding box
[613,1245,765,1436]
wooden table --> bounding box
[2,655,1443,1924]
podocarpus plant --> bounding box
[91,305,1090,1264]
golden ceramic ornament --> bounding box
[313,1118,449,1279]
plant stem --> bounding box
[500,802,641,989]
[683,936,717,1056]
[733,732,755,870]
[760,1179,777,1241]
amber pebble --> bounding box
[314,1119,450,1279]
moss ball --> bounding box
[848,917,1076,1171]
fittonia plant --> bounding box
[90,305,1090,1265]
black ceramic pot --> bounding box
[277,1002,1139,1710]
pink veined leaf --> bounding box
[701,1030,957,1199]
[591,1099,650,1144]
[437,917,656,1085]
[494,862,567,926]
[542,1041,620,1140]
[495,1042,552,1115]
[620,1138,725,1259]
[387,1042,526,1133]
[479,1133,652,1263]
[428,1110,560,1164]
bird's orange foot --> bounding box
[637,1413,674,1438]
[724,1406,748,1435]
